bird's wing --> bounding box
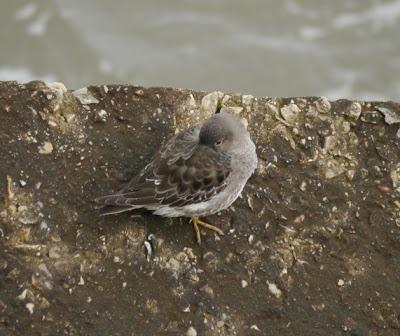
[95,126,232,210]
[152,144,232,207]
[118,125,201,193]
[160,125,201,165]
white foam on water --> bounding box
[98,59,113,74]
[14,3,37,21]
[154,11,224,26]
[0,67,56,84]
[27,11,52,36]
[6,0,397,100]
[284,0,318,19]
[236,31,315,53]
[299,26,325,40]
[319,69,356,100]
[321,82,390,102]
[334,0,400,29]
[321,84,353,101]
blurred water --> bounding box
[1,0,399,100]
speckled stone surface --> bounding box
[0,80,399,335]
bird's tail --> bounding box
[94,194,143,216]
[97,205,138,216]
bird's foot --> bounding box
[189,216,224,244]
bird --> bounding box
[94,110,258,243]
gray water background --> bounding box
[1,0,400,100]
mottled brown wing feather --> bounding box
[95,125,231,210]
[160,125,200,164]
[154,145,231,207]
[118,146,231,207]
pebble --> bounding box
[25,302,34,314]
[347,102,362,121]
[187,94,197,109]
[64,113,75,123]
[221,94,231,105]
[46,82,67,95]
[377,185,390,193]
[314,96,331,114]
[201,91,220,114]
[165,257,180,274]
[321,159,346,179]
[216,320,225,328]
[294,214,305,224]
[40,221,49,231]
[265,102,279,115]
[248,234,254,245]
[241,280,248,288]
[18,212,39,225]
[247,195,254,210]
[72,87,99,104]
[95,109,108,122]
[135,89,144,96]
[391,167,400,189]
[49,246,61,259]
[223,106,243,116]
[186,326,197,336]
[38,141,53,154]
[267,281,282,298]
[242,94,254,111]
[280,103,301,124]
[200,284,214,298]
[17,289,28,301]
[38,263,53,279]
[376,106,400,125]
[337,279,345,287]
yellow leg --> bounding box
[189,217,224,244]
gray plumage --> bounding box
[95,111,258,217]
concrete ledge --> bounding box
[0,80,400,335]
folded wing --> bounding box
[95,126,231,213]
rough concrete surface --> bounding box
[0,80,399,336]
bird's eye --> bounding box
[215,140,223,146]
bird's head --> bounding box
[199,111,249,153]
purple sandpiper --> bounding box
[95,111,258,243]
